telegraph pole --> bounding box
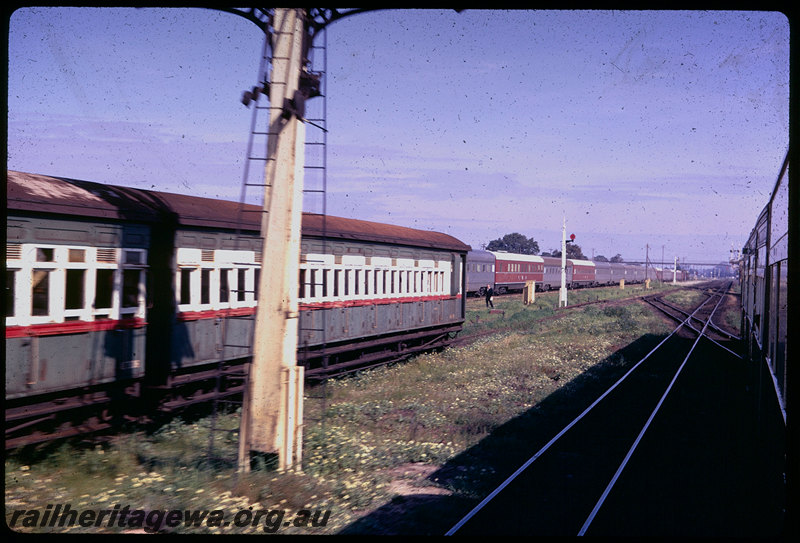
[239,8,308,472]
[560,216,568,307]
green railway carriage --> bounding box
[5,170,470,447]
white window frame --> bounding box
[120,249,147,319]
[176,248,258,312]
[5,243,147,327]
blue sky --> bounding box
[6,8,790,265]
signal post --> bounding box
[559,216,575,308]
[239,8,308,472]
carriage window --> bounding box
[200,269,211,304]
[122,269,140,308]
[309,269,317,298]
[254,269,260,298]
[333,269,340,297]
[36,248,54,262]
[69,248,86,262]
[220,268,230,303]
[7,270,15,317]
[124,250,142,265]
[96,269,114,309]
[237,269,247,301]
[32,269,50,316]
[180,269,192,305]
[65,269,86,310]
[299,269,306,299]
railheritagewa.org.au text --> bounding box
[8,503,331,533]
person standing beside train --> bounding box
[485,284,494,309]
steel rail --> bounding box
[445,286,725,536]
[648,295,740,340]
[643,296,743,359]
[577,283,730,535]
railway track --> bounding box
[643,287,741,354]
[446,280,777,536]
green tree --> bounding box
[593,255,609,262]
[567,243,586,260]
[548,243,587,260]
[610,254,624,263]
[486,233,540,255]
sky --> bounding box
[6,8,791,266]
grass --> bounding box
[464,281,677,334]
[6,283,684,535]
[661,288,706,310]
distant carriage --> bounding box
[540,257,595,290]
[466,251,650,293]
[465,250,496,296]
[569,259,596,288]
[490,251,544,294]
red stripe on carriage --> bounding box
[5,317,146,338]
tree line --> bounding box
[484,232,624,262]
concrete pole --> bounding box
[560,215,567,307]
[673,257,677,284]
[239,8,307,472]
